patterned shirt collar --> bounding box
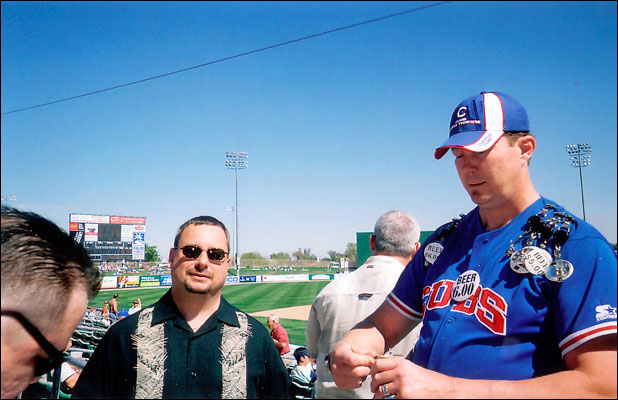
[152,289,242,329]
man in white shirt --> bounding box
[305,210,422,398]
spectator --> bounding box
[72,215,290,398]
[1,206,100,399]
[306,210,422,398]
[108,293,119,324]
[329,92,617,398]
[100,301,110,326]
[128,299,141,315]
[87,307,97,322]
[290,347,316,400]
[267,314,294,368]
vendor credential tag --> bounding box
[451,270,480,302]
[424,242,444,266]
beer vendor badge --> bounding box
[522,246,552,275]
[451,270,480,302]
[509,247,530,274]
[545,259,574,282]
[424,242,444,266]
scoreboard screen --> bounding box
[69,213,146,262]
[98,224,121,242]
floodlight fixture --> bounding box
[225,151,248,276]
[565,143,592,221]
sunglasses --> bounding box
[174,246,228,263]
[1,310,67,377]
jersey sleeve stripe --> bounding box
[559,321,617,358]
[386,293,422,320]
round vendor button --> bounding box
[522,246,552,275]
[423,242,444,266]
[451,270,480,302]
[545,259,574,282]
[509,247,530,274]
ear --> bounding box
[369,234,376,251]
[168,248,176,265]
[518,135,536,164]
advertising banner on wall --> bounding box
[309,274,334,280]
[225,275,262,284]
[160,275,172,286]
[140,276,161,287]
[110,216,146,225]
[261,274,309,283]
[84,223,99,242]
[101,276,118,289]
[117,275,140,288]
[132,231,145,260]
[70,214,110,224]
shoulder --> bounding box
[427,212,471,244]
[545,198,614,252]
[316,276,343,296]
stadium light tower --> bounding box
[1,195,17,204]
[566,143,592,221]
[225,151,248,276]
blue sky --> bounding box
[2,1,616,259]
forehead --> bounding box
[178,224,227,246]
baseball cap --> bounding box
[434,92,530,159]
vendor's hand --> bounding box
[370,357,452,399]
[329,341,377,389]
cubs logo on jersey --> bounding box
[422,278,508,336]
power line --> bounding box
[1,1,451,116]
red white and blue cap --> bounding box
[434,92,530,159]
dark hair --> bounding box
[1,206,101,326]
[173,215,230,251]
[293,346,308,363]
[504,131,533,143]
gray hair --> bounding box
[373,210,420,257]
[268,314,279,324]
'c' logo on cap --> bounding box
[457,106,467,118]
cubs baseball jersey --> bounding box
[387,197,617,379]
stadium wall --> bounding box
[99,273,336,290]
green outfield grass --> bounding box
[90,280,330,346]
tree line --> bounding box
[144,242,358,263]
[242,242,357,262]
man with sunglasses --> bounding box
[1,206,101,399]
[72,215,290,398]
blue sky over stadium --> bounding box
[1,1,616,258]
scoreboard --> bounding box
[69,213,146,262]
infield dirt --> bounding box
[250,305,311,321]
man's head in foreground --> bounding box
[1,206,100,398]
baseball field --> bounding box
[89,280,330,346]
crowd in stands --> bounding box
[95,261,171,275]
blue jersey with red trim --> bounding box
[388,197,617,379]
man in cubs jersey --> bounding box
[328,92,617,398]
